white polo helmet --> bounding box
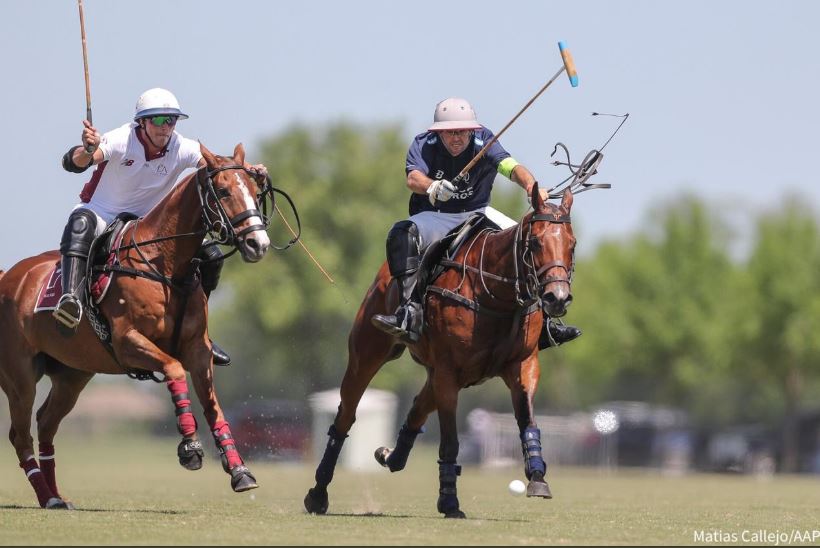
[428,97,481,131]
[134,88,189,121]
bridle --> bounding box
[435,207,574,319]
[514,209,574,310]
[100,164,301,291]
[196,164,300,254]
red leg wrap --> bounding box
[167,379,197,436]
[21,457,55,508]
[212,420,243,470]
[38,443,60,498]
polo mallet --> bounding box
[77,0,95,152]
[449,41,579,189]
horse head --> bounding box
[524,182,576,318]
[199,143,271,263]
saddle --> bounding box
[415,213,500,298]
[35,213,138,313]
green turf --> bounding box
[1,435,818,545]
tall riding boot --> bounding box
[538,318,582,350]
[199,244,231,367]
[53,208,97,330]
[371,220,423,344]
[372,273,422,344]
[53,254,87,329]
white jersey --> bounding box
[76,123,202,224]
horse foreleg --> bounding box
[35,363,94,506]
[305,316,397,515]
[434,371,465,519]
[375,371,435,472]
[503,355,552,498]
[1,353,65,509]
[187,364,257,493]
[116,330,205,472]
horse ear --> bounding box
[233,143,245,165]
[531,181,546,211]
[200,142,217,167]
[561,188,574,213]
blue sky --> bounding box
[1,0,818,268]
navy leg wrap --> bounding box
[521,426,547,480]
[386,424,423,472]
[315,424,348,487]
[436,460,462,514]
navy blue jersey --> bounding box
[406,127,511,216]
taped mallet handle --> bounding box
[77,0,95,152]
[451,41,579,187]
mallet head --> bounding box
[558,41,579,87]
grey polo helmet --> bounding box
[428,97,481,131]
[134,88,189,121]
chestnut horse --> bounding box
[305,185,575,518]
[0,143,273,509]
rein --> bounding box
[430,209,573,319]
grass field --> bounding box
[1,435,818,545]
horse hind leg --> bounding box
[35,358,94,509]
[1,353,65,509]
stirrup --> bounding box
[371,305,421,344]
[53,294,83,329]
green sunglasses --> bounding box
[148,115,178,127]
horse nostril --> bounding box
[543,292,557,304]
[245,238,259,251]
[565,294,573,307]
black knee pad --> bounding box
[385,220,421,277]
[198,244,224,295]
[59,208,98,257]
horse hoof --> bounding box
[374,447,391,467]
[444,510,466,519]
[230,465,259,492]
[304,487,329,515]
[45,497,69,509]
[526,479,553,499]
[177,438,204,471]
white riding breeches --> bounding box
[408,206,516,251]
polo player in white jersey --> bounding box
[55,88,266,366]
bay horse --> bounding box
[0,143,273,509]
[305,184,575,518]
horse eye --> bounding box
[529,238,542,250]
[215,187,231,199]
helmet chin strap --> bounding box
[138,120,169,152]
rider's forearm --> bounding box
[511,165,537,194]
[407,170,434,195]
[72,146,96,169]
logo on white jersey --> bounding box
[156,165,168,175]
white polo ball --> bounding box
[508,479,526,496]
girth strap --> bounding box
[426,286,540,319]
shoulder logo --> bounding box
[121,159,134,167]
[473,136,484,146]
[426,135,438,145]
